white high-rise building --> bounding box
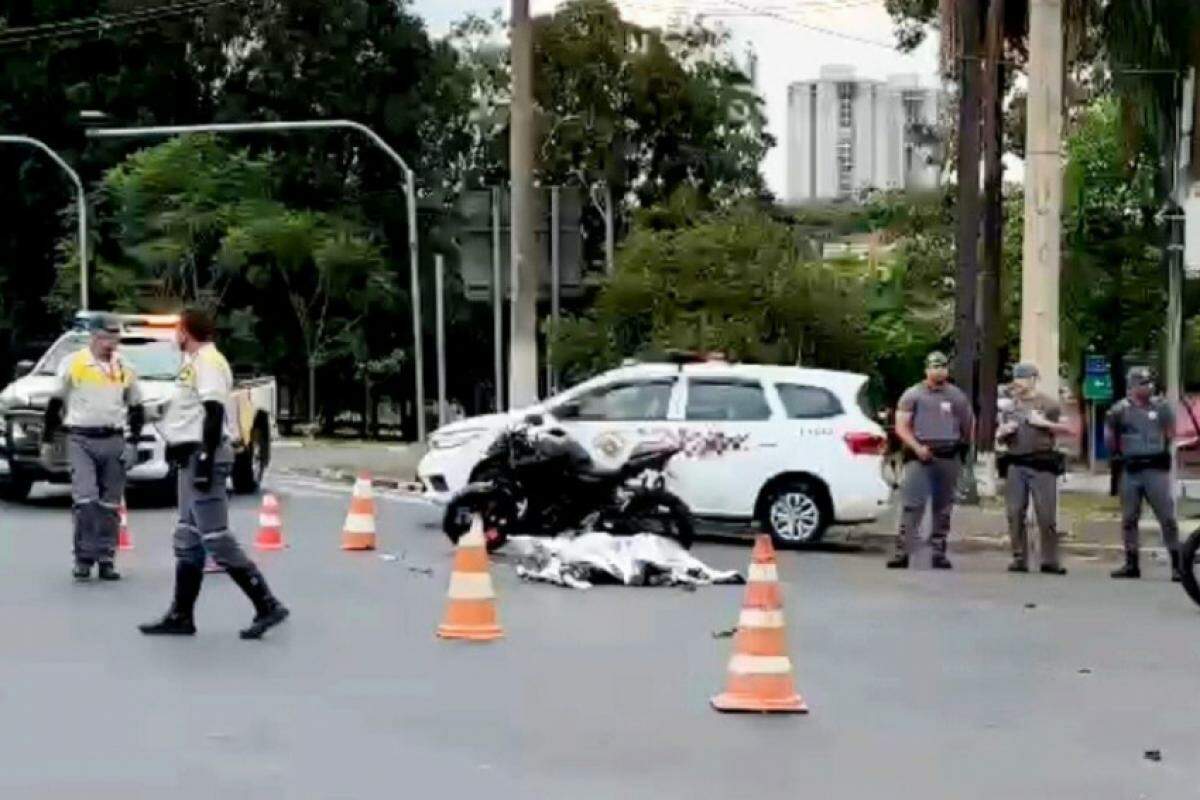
[786,65,944,203]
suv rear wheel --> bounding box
[762,479,829,547]
[0,475,32,502]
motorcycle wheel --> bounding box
[442,486,516,553]
[1181,529,1200,609]
[619,490,695,550]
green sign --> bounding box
[1083,374,1113,401]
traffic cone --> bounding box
[117,500,133,551]
[340,473,377,551]
[254,493,285,551]
[711,534,808,713]
[437,514,503,641]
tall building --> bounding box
[786,65,944,203]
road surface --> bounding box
[1,478,1196,799]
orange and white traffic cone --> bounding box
[437,515,503,641]
[254,493,285,551]
[711,534,808,713]
[117,500,133,551]
[340,473,377,551]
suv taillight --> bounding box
[844,431,887,456]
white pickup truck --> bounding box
[0,312,276,501]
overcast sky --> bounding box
[410,0,941,195]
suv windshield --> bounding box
[36,335,182,381]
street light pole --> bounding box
[0,135,89,310]
[509,0,539,409]
[85,119,427,441]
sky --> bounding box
[410,0,941,196]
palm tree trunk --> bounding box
[977,0,1006,454]
[952,0,983,411]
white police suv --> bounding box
[417,358,890,546]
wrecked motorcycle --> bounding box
[1182,529,1200,609]
[442,417,694,553]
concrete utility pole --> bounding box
[1020,0,1065,401]
[509,0,540,409]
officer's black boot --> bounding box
[73,561,92,581]
[1008,558,1028,573]
[1170,549,1183,583]
[97,561,121,581]
[226,564,290,640]
[139,562,203,635]
[931,553,953,570]
[1110,549,1141,579]
[886,554,909,569]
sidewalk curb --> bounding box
[283,467,424,494]
[845,529,1177,562]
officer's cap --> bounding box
[82,315,121,336]
[1127,366,1153,387]
[925,351,949,368]
[1012,362,1039,379]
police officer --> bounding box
[1105,367,1182,581]
[139,308,289,639]
[43,316,144,581]
[887,351,975,570]
[996,362,1071,575]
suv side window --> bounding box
[686,379,772,421]
[558,380,674,421]
[776,384,844,419]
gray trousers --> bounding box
[896,456,960,556]
[1005,464,1059,565]
[68,433,125,564]
[1120,467,1180,553]
[173,445,252,571]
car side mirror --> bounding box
[554,402,580,420]
[13,360,34,379]
[524,413,544,427]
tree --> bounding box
[550,191,869,385]
[51,137,397,426]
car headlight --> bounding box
[429,428,487,450]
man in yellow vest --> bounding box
[139,307,289,640]
[43,316,144,581]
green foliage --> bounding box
[550,192,870,385]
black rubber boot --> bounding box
[97,562,121,581]
[1111,550,1141,579]
[1170,550,1183,583]
[139,562,203,636]
[1008,558,1028,573]
[227,565,290,640]
[1040,564,1068,576]
[931,554,953,570]
[886,554,909,570]
[73,561,93,581]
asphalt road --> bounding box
[1,479,1198,799]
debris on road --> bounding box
[1077,668,1092,675]
[711,627,737,639]
[509,532,744,589]
[1024,603,1038,610]
[407,566,434,577]
[1144,749,1162,763]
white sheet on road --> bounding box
[508,532,744,589]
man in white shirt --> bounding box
[139,308,289,640]
[43,316,144,581]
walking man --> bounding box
[139,308,289,638]
[997,362,1070,575]
[887,351,975,570]
[1106,367,1182,581]
[43,316,144,581]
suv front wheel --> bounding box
[762,479,829,547]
